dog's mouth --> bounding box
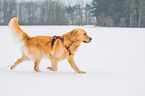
[83,41,89,43]
[83,38,92,43]
[83,40,91,43]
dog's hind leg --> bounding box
[47,58,58,71]
[67,54,86,73]
[34,59,41,72]
[10,55,30,70]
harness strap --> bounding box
[65,46,72,55]
[51,36,72,55]
[51,36,64,47]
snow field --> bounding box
[0,26,145,96]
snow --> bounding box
[0,25,145,96]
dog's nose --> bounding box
[90,37,92,41]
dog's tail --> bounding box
[9,17,29,43]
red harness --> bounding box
[51,36,72,55]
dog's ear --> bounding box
[69,29,78,41]
[70,29,78,38]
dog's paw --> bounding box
[36,70,42,72]
[47,67,53,71]
[47,67,57,71]
[47,67,51,69]
[78,71,86,74]
[10,65,14,70]
[34,69,42,72]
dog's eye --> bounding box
[84,34,86,35]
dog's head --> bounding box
[69,28,92,43]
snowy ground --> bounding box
[0,25,145,96]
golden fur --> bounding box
[9,17,92,73]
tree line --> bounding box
[0,0,69,25]
[0,0,95,25]
[91,0,145,27]
[0,0,145,27]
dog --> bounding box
[9,17,92,73]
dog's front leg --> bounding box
[47,58,58,71]
[67,54,86,73]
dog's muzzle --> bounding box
[83,37,92,43]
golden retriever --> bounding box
[9,17,92,73]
